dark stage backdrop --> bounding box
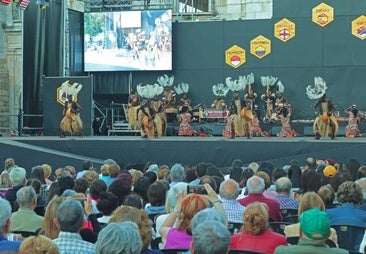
[42,76,93,136]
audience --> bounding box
[219,179,245,223]
[169,163,186,187]
[230,202,287,254]
[5,166,27,211]
[0,198,21,252]
[275,177,299,209]
[19,235,59,254]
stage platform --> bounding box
[1,135,366,174]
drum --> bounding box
[322,112,329,123]
[241,108,254,121]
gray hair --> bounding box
[191,208,227,231]
[275,177,292,194]
[9,167,26,186]
[0,198,11,232]
[355,177,366,199]
[219,179,240,200]
[165,182,188,213]
[16,186,37,207]
[56,199,84,232]
[95,222,142,254]
[247,176,265,194]
[170,163,186,182]
[192,221,231,254]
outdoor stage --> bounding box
[1,134,366,174]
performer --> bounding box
[127,88,141,130]
[178,105,197,136]
[174,82,191,113]
[138,99,157,138]
[60,94,83,138]
[211,83,229,110]
[313,94,339,139]
[151,95,167,137]
[277,104,295,137]
[162,86,176,110]
[242,83,256,138]
[344,105,361,138]
[250,105,264,137]
[230,91,246,137]
[261,85,276,122]
[222,105,236,138]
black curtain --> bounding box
[69,9,84,76]
[23,0,64,126]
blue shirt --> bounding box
[53,231,95,254]
[275,195,299,209]
[0,233,21,252]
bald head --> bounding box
[219,179,240,200]
[275,177,292,195]
[247,176,265,194]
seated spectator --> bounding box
[327,181,366,227]
[41,196,66,239]
[82,171,99,188]
[256,171,277,199]
[300,157,321,193]
[108,179,131,206]
[275,208,348,254]
[275,177,299,209]
[95,222,142,254]
[19,235,59,254]
[355,177,366,211]
[134,176,151,206]
[106,163,121,186]
[158,165,170,181]
[0,198,21,252]
[52,199,95,253]
[230,202,287,254]
[219,179,245,223]
[0,171,12,197]
[169,163,186,187]
[109,206,162,254]
[10,186,44,233]
[124,193,144,209]
[73,178,89,194]
[238,175,282,221]
[129,169,144,187]
[89,179,107,214]
[199,175,217,192]
[5,166,27,211]
[269,168,288,192]
[96,192,119,224]
[41,163,53,186]
[317,184,336,209]
[287,160,302,189]
[190,221,231,254]
[284,192,338,245]
[26,178,47,216]
[77,160,94,179]
[145,181,168,215]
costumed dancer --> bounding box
[150,84,167,137]
[60,81,83,138]
[222,105,236,139]
[157,74,176,122]
[174,82,192,113]
[251,105,264,137]
[260,76,277,123]
[127,88,141,130]
[306,77,338,139]
[226,76,247,137]
[242,73,256,138]
[344,105,361,138]
[137,84,158,138]
[277,104,296,137]
[211,83,229,110]
[178,105,197,136]
[272,81,287,123]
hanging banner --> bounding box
[225,45,246,68]
[352,15,366,40]
[312,3,334,27]
[250,35,271,59]
[274,18,295,42]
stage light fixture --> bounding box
[0,0,12,5]
[16,0,31,9]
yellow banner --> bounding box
[225,45,246,68]
[250,35,271,59]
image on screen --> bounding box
[84,9,172,72]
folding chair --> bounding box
[331,224,366,251]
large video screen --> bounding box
[84,9,172,72]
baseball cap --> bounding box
[300,208,330,240]
[323,165,337,177]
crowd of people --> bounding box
[1,156,366,253]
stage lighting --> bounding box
[0,0,12,5]
[16,0,31,9]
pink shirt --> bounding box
[164,228,192,249]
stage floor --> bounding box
[1,135,366,173]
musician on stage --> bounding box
[344,105,361,138]
[60,94,83,138]
[313,94,338,139]
[127,88,141,130]
[178,105,197,136]
[151,95,167,137]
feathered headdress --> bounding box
[212,83,230,97]
[157,74,174,87]
[61,80,83,96]
[306,76,327,100]
[246,73,255,85]
[277,81,285,94]
[261,76,278,88]
[226,76,247,92]
[137,83,164,99]
[174,82,189,95]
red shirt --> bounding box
[230,230,287,254]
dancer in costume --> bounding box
[260,76,277,123]
[242,73,256,138]
[223,105,236,138]
[178,105,197,136]
[127,88,141,130]
[211,83,229,110]
[60,81,83,138]
[250,105,264,137]
[137,98,157,138]
[151,94,167,137]
[277,104,295,137]
[344,105,361,138]
[174,82,192,113]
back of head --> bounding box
[41,164,52,179]
[108,179,131,206]
[165,182,188,213]
[191,208,227,231]
[56,199,84,233]
[247,175,265,194]
[19,235,59,254]
[0,198,12,231]
[300,207,330,241]
[31,166,46,184]
[317,184,335,207]
[89,179,107,198]
[337,181,363,205]
[170,163,186,182]
[271,168,287,183]
[255,171,271,190]
[298,192,325,216]
[219,179,240,200]
[4,158,15,171]
[147,181,168,206]
[16,186,37,208]
[191,220,230,254]
[95,222,142,254]
[82,160,93,171]
[242,202,269,235]
[9,166,26,187]
[275,177,292,194]
[96,192,119,216]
